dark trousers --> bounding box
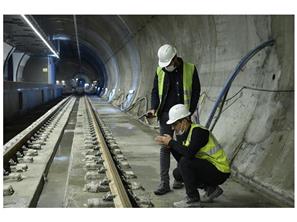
[158,112,174,188]
[173,157,230,199]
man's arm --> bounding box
[168,127,209,159]
[189,67,201,114]
[149,72,160,115]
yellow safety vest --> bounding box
[156,62,194,115]
[183,123,231,173]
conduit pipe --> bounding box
[205,39,275,130]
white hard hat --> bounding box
[166,104,191,125]
[158,44,177,68]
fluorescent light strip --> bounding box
[21,14,59,58]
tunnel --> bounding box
[3,14,294,211]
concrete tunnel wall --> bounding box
[103,15,294,205]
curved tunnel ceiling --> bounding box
[32,15,153,96]
[3,14,156,104]
[3,15,58,56]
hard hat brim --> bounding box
[158,60,172,68]
[166,112,191,125]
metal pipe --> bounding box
[205,39,275,129]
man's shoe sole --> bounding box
[172,184,184,189]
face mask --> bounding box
[176,129,185,136]
[165,65,176,72]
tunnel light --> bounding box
[52,34,70,41]
[21,15,60,59]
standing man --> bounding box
[155,104,230,207]
[147,44,201,195]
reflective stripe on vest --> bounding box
[183,123,231,173]
[197,144,222,156]
[156,63,194,114]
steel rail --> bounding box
[3,96,71,163]
[84,96,133,208]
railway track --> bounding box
[3,96,153,208]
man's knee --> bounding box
[178,157,190,169]
[173,168,183,182]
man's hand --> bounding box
[146,109,156,118]
[155,134,172,146]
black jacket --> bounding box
[151,57,201,118]
[169,125,209,160]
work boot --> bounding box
[173,196,201,208]
[201,186,223,202]
[154,185,171,195]
[172,180,184,189]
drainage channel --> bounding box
[36,99,79,207]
